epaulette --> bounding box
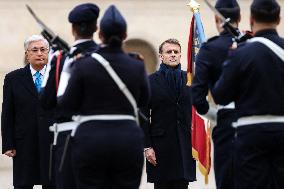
[206,36,219,43]
[73,52,93,62]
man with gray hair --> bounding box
[1,34,55,189]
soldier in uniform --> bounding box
[39,3,100,189]
[141,39,196,189]
[212,0,284,188]
[191,0,240,188]
[58,5,150,189]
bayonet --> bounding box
[26,4,70,52]
[203,0,250,42]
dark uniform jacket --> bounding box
[1,65,54,185]
[141,70,196,183]
[212,29,284,117]
[40,40,98,121]
[192,30,235,117]
[58,46,149,114]
[57,45,150,189]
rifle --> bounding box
[203,0,252,43]
[26,4,70,53]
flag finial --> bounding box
[187,0,200,13]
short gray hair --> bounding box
[24,35,49,51]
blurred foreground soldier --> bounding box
[1,35,55,189]
[58,5,150,189]
[212,0,284,188]
[39,3,99,189]
[141,39,196,189]
[191,0,240,188]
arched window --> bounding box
[123,39,158,74]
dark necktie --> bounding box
[34,71,42,93]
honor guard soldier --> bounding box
[39,3,100,189]
[212,0,284,188]
[191,0,241,188]
[58,5,150,189]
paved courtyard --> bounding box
[0,157,216,189]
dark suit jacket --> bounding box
[1,65,54,185]
[141,70,196,183]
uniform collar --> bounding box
[220,28,239,37]
[254,29,278,37]
[97,45,123,53]
[72,39,93,47]
[69,39,95,55]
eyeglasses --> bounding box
[27,48,49,54]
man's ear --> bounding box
[122,32,127,40]
[99,30,104,42]
[159,54,163,62]
[25,51,29,62]
[276,16,281,25]
[249,15,254,30]
[214,15,219,24]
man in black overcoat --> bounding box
[1,35,55,189]
[141,39,196,189]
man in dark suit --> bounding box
[141,39,196,189]
[58,5,150,189]
[1,35,55,189]
[191,0,241,188]
[39,3,100,189]
[212,0,284,188]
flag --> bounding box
[187,13,211,184]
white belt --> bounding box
[217,102,235,110]
[49,114,136,145]
[232,115,284,128]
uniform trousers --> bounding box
[53,131,77,189]
[234,123,284,189]
[212,110,236,189]
[154,179,189,189]
[71,120,144,189]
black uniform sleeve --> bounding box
[138,65,150,108]
[212,50,241,105]
[39,55,65,109]
[140,100,152,148]
[57,64,83,112]
[1,75,15,153]
[39,65,57,109]
[191,46,211,114]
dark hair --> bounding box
[217,7,241,23]
[101,32,125,48]
[73,21,97,38]
[251,6,280,23]
[159,38,181,54]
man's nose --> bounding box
[170,51,176,56]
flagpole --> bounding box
[187,0,206,43]
[187,0,211,184]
